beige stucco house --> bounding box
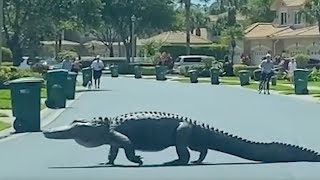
[240,0,320,65]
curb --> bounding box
[0,91,85,142]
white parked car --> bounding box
[172,55,215,73]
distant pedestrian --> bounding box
[90,55,105,89]
[62,58,73,71]
[288,58,297,84]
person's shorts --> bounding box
[93,70,102,80]
[261,71,273,81]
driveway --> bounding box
[0,76,320,180]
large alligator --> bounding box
[42,111,320,166]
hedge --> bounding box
[1,47,13,62]
[233,64,259,77]
[159,44,228,60]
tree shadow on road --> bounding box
[48,161,285,169]
[76,89,112,93]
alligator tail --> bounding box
[203,127,320,163]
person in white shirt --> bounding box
[288,58,297,84]
[90,55,105,89]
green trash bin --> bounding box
[238,70,251,86]
[188,70,198,83]
[294,69,309,95]
[5,77,43,133]
[110,65,119,77]
[45,69,68,109]
[66,72,78,100]
[210,68,220,85]
[134,65,142,79]
[253,69,262,81]
[155,65,166,81]
[81,67,92,87]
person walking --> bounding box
[62,58,73,71]
[288,58,297,84]
[90,55,105,89]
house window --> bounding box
[280,12,287,25]
[294,11,302,24]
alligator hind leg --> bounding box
[163,122,192,166]
[189,148,208,164]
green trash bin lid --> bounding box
[4,77,44,85]
[239,70,250,73]
[68,72,78,75]
[47,69,69,74]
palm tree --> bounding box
[178,0,191,55]
[299,0,320,32]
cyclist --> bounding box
[258,53,274,94]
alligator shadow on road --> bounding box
[49,162,284,169]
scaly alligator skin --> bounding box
[42,111,320,166]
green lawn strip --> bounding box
[0,112,9,117]
[0,89,47,110]
[0,121,10,131]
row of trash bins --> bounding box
[5,68,82,133]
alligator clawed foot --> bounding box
[99,161,114,166]
[190,160,203,165]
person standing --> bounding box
[62,58,73,71]
[288,58,297,84]
[90,55,105,89]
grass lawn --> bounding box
[0,112,9,117]
[0,88,47,110]
[0,121,10,131]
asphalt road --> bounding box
[1,76,320,180]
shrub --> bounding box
[56,50,79,62]
[0,66,42,88]
[141,66,155,75]
[233,64,248,76]
[1,47,13,62]
[31,63,49,74]
[308,67,320,81]
[188,65,211,77]
[294,53,309,69]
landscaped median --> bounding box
[170,75,320,100]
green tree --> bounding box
[300,0,320,32]
[220,25,244,65]
[240,0,275,24]
[103,0,177,62]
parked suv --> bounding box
[173,55,214,73]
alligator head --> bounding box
[42,118,109,148]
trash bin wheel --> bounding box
[13,118,27,133]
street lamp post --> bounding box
[131,15,136,63]
[0,0,3,65]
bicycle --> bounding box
[258,75,270,95]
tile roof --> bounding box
[140,31,212,44]
[245,22,320,39]
[283,0,306,6]
[244,23,291,39]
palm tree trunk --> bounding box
[185,0,191,55]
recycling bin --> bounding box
[45,69,68,109]
[253,69,262,81]
[294,69,309,95]
[188,70,198,83]
[238,70,251,86]
[134,65,142,79]
[81,67,92,87]
[210,68,220,85]
[5,77,43,133]
[155,65,166,81]
[65,72,78,100]
[110,65,119,77]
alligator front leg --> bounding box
[163,122,192,166]
[109,131,143,166]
